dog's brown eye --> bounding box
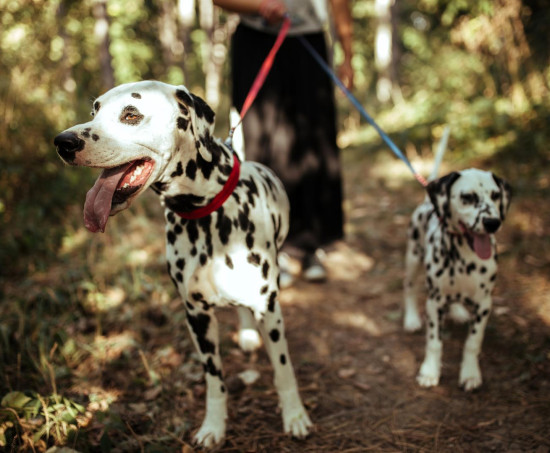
[120,106,144,125]
[491,191,501,201]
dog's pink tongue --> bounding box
[84,163,132,233]
[473,233,492,260]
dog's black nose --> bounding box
[54,131,85,162]
[483,218,501,234]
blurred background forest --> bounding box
[0,0,549,451]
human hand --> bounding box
[258,0,287,24]
[338,58,354,91]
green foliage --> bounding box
[0,391,86,449]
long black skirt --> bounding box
[231,23,344,255]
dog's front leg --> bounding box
[256,297,313,438]
[185,302,227,448]
[459,298,492,391]
[417,297,443,387]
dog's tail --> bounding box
[428,125,451,182]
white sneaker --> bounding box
[302,250,327,282]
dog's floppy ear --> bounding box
[427,171,461,218]
[174,88,216,163]
[492,173,512,220]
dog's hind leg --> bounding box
[255,297,313,439]
[459,297,491,391]
[403,228,424,332]
[185,302,228,448]
[236,306,262,352]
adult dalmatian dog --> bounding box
[54,81,312,447]
[403,153,511,391]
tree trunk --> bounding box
[374,0,402,104]
[178,0,196,83]
[56,0,76,94]
[199,0,229,110]
[159,0,183,69]
[92,0,114,90]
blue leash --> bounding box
[297,35,428,187]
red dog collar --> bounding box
[176,153,240,220]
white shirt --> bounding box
[240,0,329,35]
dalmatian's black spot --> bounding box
[225,255,234,269]
[480,266,487,274]
[466,263,476,274]
[247,253,261,266]
[268,291,276,312]
[200,253,207,266]
[176,258,185,270]
[187,312,215,354]
[269,329,280,342]
[176,272,183,282]
[238,204,250,231]
[186,160,197,180]
[186,221,199,244]
[177,117,189,131]
[246,233,254,249]
[93,101,101,113]
[215,208,232,245]
[260,285,268,295]
[196,152,214,181]
[280,354,286,365]
[191,246,197,256]
[174,223,183,235]
[167,231,176,245]
[171,162,184,178]
[131,92,141,99]
[204,357,222,377]
[262,261,270,280]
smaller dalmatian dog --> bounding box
[403,154,511,391]
[54,81,312,447]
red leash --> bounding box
[226,16,291,146]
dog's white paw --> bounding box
[417,360,440,387]
[194,419,226,449]
[237,328,262,352]
[403,311,423,332]
[283,405,313,439]
[449,303,471,324]
[459,360,482,391]
[279,389,313,438]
